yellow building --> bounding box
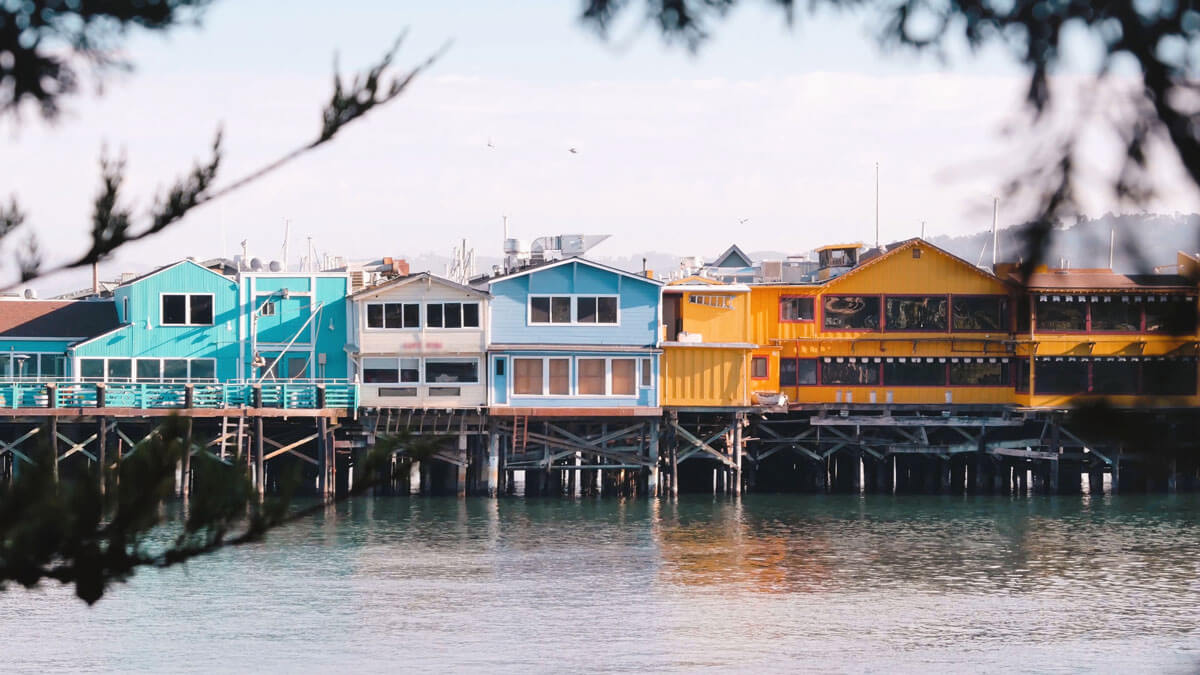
[659,277,757,409]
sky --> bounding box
[3,0,1198,294]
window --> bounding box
[640,358,652,388]
[751,356,768,379]
[513,358,543,395]
[1091,298,1141,332]
[161,294,214,326]
[780,296,814,322]
[495,359,505,376]
[364,358,399,383]
[1033,359,1088,394]
[820,360,880,385]
[1015,358,1030,393]
[1092,360,1138,394]
[425,359,479,384]
[688,294,734,310]
[380,387,417,397]
[549,359,570,395]
[399,358,420,383]
[1035,297,1086,331]
[822,296,881,330]
[425,302,481,329]
[779,359,818,386]
[80,359,104,381]
[949,359,1010,386]
[885,296,948,331]
[136,360,161,382]
[106,359,133,382]
[366,302,420,329]
[611,359,637,395]
[39,354,64,379]
[576,296,618,323]
[530,296,572,324]
[1145,297,1197,335]
[189,360,216,381]
[260,301,276,316]
[577,358,607,395]
[952,296,1008,331]
[1142,359,1197,395]
[883,359,944,386]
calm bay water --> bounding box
[5,494,1200,673]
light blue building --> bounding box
[485,258,662,411]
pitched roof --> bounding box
[349,271,489,300]
[707,244,753,268]
[823,238,1006,289]
[115,259,232,288]
[485,257,663,286]
[0,300,120,339]
[1016,269,1196,292]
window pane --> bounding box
[287,357,308,379]
[820,361,879,385]
[463,303,480,328]
[1145,298,1196,334]
[444,303,462,328]
[822,296,881,330]
[886,296,948,331]
[1143,360,1197,395]
[1033,360,1087,394]
[549,359,570,395]
[751,357,768,378]
[403,304,421,328]
[612,359,636,395]
[597,297,617,323]
[107,359,132,382]
[531,297,550,323]
[399,358,420,383]
[578,359,606,395]
[551,297,571,323]
[162,359,188,380]
[384,303,403,328]
[426,303,444,328]
[883,360,944,386]
[513,359,543,395]
[363,358,399,383]
[781,297,814,321]
[641,358,652,387]
[949,362,1009,386]
[39,354,64,379]
[367,304,384,328]
[779,359,797,386]
[1015,358,1030,393]
[80,359,104,381]
[189,360,215,381]
[1036,300,1086,331]
[190,295,214,324]
[425,359,478,384]
[577,297,597,323]
[162,295,187,325]
[1092,361,1138,394]
[0,357,8,378]
[1091,300,1141,331]
[952,296,1008,331]
[136,360,161,382]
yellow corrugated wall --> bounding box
[661,346,750,407]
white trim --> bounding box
[363,300,422,330]
[574,355,640,398]
[486,256,664,287]
[158,292,216,326]
[509,356,572,397]
[360,355,481,385]
[348,271,490,300]
[423,301,483,330]
[527,294,620,326]
[76,356,217,383]
[115,259,234,289]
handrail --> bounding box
[0,380,359,410]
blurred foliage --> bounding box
[0,415,447,604]
[581,0,1200,275]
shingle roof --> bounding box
[0,300,120,338]
[1016,270,1196,291]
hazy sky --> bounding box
[4,0,1198,293]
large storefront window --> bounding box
[1033,359,1088,394]
[1144,297,1197,335]
[820,360,880,385]
[778,358,818,386]
[1142,359,1198,395]
[1091,299,1141,331]
[949,359,1010,386]
[952,296,1008,331]
[883,359,944,386]
[885,296,948,331]
[822,296,881,330]
[1092,360,1138,394]
[1035,297,1087,331]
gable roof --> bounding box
[485,257,663,287]
[1016,269,1196,292]
[0,300,120,339]
[349,271,489,300]
[668,275,727,286]
[707,245,753,268]
[823,238,1007,289]
[115,259,233,289]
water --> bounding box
[5,494,1200,673]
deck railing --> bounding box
[0,379,359,410]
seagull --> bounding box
[738,218,750,225]
[568,147,578,154]
[487,137,494,149]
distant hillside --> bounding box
[929,213,1200,273]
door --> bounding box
[663,294,682,341]
[492,356,507,405]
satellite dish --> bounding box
[250,257,263,271]
[23,288,36,299]
[269,260,282,272]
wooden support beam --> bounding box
[262,432,321,462]
[811,415,1022,427]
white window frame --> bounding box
[423,357,481,385]
[159,292,216,326]
[80,357,218,383]
[2,352,66,380]
[688,294,735,310]
[363,301,421,331]
[527,294,620,326]
[360,356,480,385]
[509,356,572,398]
[575,356,640,398]
[424,301,482,330]
[639,357,653,389]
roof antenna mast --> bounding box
[991,196,999,268]
[874,162,880,250]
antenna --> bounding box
[920,220,926,239]
[1109,227,1115,269]
[307,237,314,273]
[991,197,999,268]
[874,162,880,250]
[283,219,291,272]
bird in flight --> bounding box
[568,147,578,154]
[738,218,750,225]
[487,137,494,149]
